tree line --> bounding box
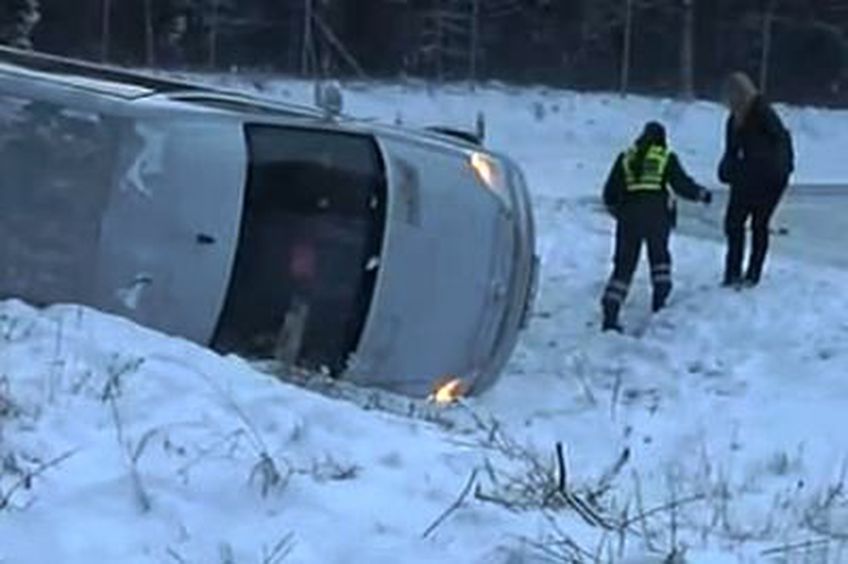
[2,0,846,106]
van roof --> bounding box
[0,46,322,117]
[0,46,483,155]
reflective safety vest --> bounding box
[622,145,671,192]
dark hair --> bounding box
[630,121,667,179]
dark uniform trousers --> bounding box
[602,201,672,320]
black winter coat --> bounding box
[718,96,794,199]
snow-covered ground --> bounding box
[2,79,848,563]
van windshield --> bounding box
[213,125,386,375]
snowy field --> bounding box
[2,79,848,563]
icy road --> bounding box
[577,186,848,271]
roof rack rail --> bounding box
[161,90,323,118]
[0,45,207,98]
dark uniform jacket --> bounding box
[718,96,794,200]
[603,147,706,222]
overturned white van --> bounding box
[0,47,538,397]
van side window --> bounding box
[213,126,387,375]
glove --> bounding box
[701,190,713,205]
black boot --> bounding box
[652,294,667,313]
[722,274,738,286]
[743,268,761,288]
[602,319,624,333]
[722,274,743,289]
[602,302,624,333]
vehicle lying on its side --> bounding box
[0,46,538,397]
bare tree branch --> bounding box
[0,449,77,510]
[422,468,479,539]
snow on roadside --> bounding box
[490,197,848,561]
[0,300,552,564]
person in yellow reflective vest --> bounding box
[601,121,712,333]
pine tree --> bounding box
[0,0,41,49]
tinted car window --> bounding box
[214,125,386,374]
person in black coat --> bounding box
[601,121,712,333]
[719,72,794,287]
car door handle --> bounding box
[196,233,216,246]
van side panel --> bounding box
[93,118,246,344]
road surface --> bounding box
[581,185,848,270]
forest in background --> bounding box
[1,0,847,106]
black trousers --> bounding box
[724,189,783,284]
[602,207,672,321]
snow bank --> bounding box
[0,301,527,563]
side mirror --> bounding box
[314,80,344,118]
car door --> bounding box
[93,116,247,344]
